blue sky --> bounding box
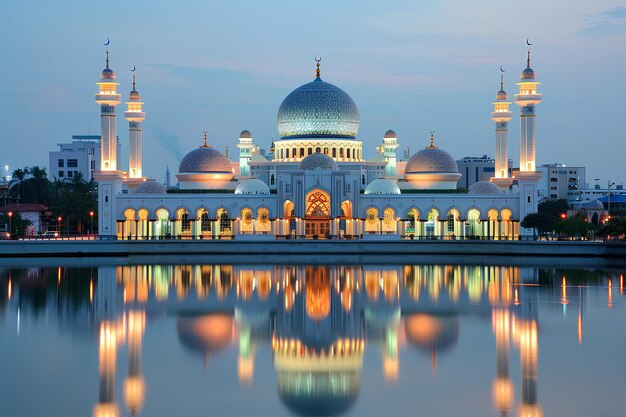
[1,0,625,185]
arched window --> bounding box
[308,148,313,155]
[284,200,295,218]
[200,211,211,232]
[181,211,190,232]
[384,208,394,224]
[217,209,230,233]
[270,174,275,186]
[332,148,337,158]
[447,212,455,233]
[367,208,378,224]
[339,148,344,158]
[323,147,329,155]
[347,148,351,159]
[361,174,366,185]
[286,148,290,158]
[315,147,321,153]
[300,148,305,157]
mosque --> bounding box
[93,50,543,240]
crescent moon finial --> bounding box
[315,56,321,78]
[131,65,136,72]
[103,37,110,46]
[526,37,532,46]
[500,65,505,73]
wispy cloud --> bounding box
[146,63,253,84]
[579,7,626,38]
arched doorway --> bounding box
[305,189,330,239]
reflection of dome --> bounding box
[469,181,502,194]
[299,153,339,171]
[384,129,397,139]
[133,181,166,194]
[277,77,360,139]
[405,147,459,174]
[278,371,360,417]
[364,179,400,195]
[235,178,270,194]
[239,129,253,138]
[179,147,232,173]
[177,314,233,354]
[404,314,460,354]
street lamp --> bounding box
[8,211,13,238]
[58,216,62,236]
[608,181,615,219]
[90,211,94,237]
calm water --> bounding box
[0,262,625,417]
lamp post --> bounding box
[90,211,94,237]
[8,211,13,238]
[58,216,62,237]
[608,181,615,221]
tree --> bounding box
[538,199,569,218]
[521,212,558,234]
[0,212,32,238]
[51,172,97,234]
[595,216,626,240]
[552,217,596,238]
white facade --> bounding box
[537,163,586,201]
[94,54,541,240]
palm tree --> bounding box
[52,172,97,234]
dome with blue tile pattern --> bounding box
[277,74,360,139]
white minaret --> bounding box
[236,129,254,176]
[94,50,124,236]
[514,50,541,173]
[381,130,399,176]
[125,73,146,189]
[96,50,122,171]
[514,49,543,238]
[490,74,514,190]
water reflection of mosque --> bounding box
[2,264,622,416]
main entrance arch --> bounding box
[305,189,330,239]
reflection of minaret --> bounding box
[93,321,120,417]
[124,310,146,417]
[516,319,543,417]
[492,309,513,417]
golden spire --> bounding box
[315,57,321,78]
[427,130,437,148]
[201,131,211,148]
[106,50,110,69]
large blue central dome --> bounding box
[277,77,360,139]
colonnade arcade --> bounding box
[117,203,518,240]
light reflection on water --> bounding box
[0,264,625,417]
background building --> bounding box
[457,155,513,189]
[48,135,120,182]
[537,163,586,201]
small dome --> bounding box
[129,89,141,100]
[133,181,167,194]
[496,89,507,100]
[384,129,397,139]
[521,67,535,80]
[177,315,234,355]
[468,181,502,194]
[405,314,460,354]
[239,129,253,139]
[179,147,232,173]
[101,67,116,81]
[235,178,270,194]
[277,77,360,139]
[405,147,458,174]
[364,179,401,195]
[582,199,604,210]
[299,153,339,171]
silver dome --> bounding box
[299,153,339,171]
[277,77,360,139]
[405,147,459,174]
[133,181,167,194]
[239,129,252,139]
[179,147,232,173]
[364,178,401,195]
[468,181,501,194]
[235,178,270,194]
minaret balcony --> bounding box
[124,111,145,121]
[96,93,122,105]
[491,111,512,122]
[514,93,541,106]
